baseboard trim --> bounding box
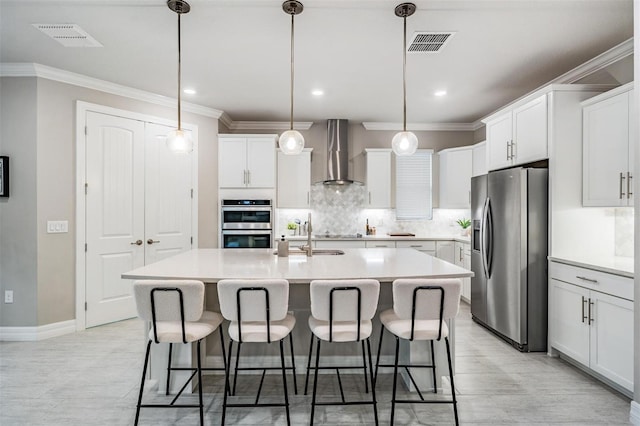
[0,320,76,341]
[630,401,640,425]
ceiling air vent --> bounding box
[408,32,455,53]
[32,24,103,47]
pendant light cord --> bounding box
[402,13,407,132]
[177,13,182,131]
[289,13,295,131]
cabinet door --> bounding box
[365,240,395,248]
[549,279,590,367]
[219,137,248,188]
[435,241,455,264]
[366,150,392,208]
[626,91,634,206]
[512,94,548,165]
[472,142,487,177]
[277,149,311,208]
[439,148,472,208]
[247,137,276,188]
[589,291,634,392]
[486,113,512,171]
[315,240,366,249]
[582,91,630,206]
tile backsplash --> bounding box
[614,208,634,257]
[276,184,471,237]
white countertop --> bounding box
[548,255,634,278]
[122,248,474,283]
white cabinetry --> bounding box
[485,94,547,171]
[315,240,366,249]
[277,148,312,208]
[365,240,395,248]
[396,240,436,256]
[365,149,392,208]
[454,241,471,302]
[472,141,487,177]
[435,241,455,264]
[439,147,472,208]
[549,261,634,394]
[582,83,634,206]
[219,134,276,188]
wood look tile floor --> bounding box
[0,303,632,425]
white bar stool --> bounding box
[306,279,380,426]
[217,279,296,426]
[133,279,224,426]
[374,278,462,425]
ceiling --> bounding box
[0,0,633,126]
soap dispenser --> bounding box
[277,235,289,257]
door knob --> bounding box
[130,240,143,246]
[147,239,160,245]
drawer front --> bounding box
[396,240,436,250]
[548,261,633,301]
[365,241,396,248]
[315,240,366,249]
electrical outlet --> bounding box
[4,290,13,304]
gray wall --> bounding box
[0,76,219,327]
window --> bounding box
[395,150,433,220]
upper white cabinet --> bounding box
[365,149,392,208]
[277,148,312,208]
[582,83,634,207]
[485,94,548,171]
[439,147,472,208]
[472,141,487,177]
[218,134,276,188]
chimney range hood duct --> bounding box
[322,119,361,185]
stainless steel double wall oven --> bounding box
[221,199,273,248]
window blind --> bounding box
[395,149,433,220]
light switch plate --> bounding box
[47,220,69,233]
[4,290,13,304]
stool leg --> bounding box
[309,337,321,426]
[232,341,242,396]
[390,336,400,426]
[361,340,369,394]
[196,340,204,426]
[430,340,437,394]
[222,340,233,426]
[289,333,298,395]
[304,333,314,395]
[374,325,384,386]
[445,337,459,426]
[279,339,291,426]
[134,340,152,426]
[219,327,231,396]
[366,338,379,426]
[166,343,173,395]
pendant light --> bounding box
[279,1,305,155]
[392,2,418,156]
[166,0,193,154]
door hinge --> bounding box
[85,302,87,311]
[84,183,88,195]
[85,243,87,252]
[190,188,193,198]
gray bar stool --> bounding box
[374,278,462,425]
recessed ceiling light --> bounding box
[183,88,196,95]
[434,90,447,97]
[312,89,324,96]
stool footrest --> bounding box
[314,400,376,406]
[224,402,288,408]
[139,404,201,408]
[393,399,455,404]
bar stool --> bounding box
[217,279,296,426]
[374,278,462,425]
[306,279,380,426]
[133,279,224,426]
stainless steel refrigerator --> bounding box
[470,167,548,352]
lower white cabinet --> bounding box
[365,241,395,248]
[315,240,366,249]
[396,240,436,256]
[549,261,634,393]
[435,241,455,264]
[454,241,471,302]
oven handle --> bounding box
[222,230,273,235]
[221,206,273,212]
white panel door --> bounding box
[85,112,144,327]
[589,291,634,392]
[549,280,590,367]
[144,122,193,264]
[486,113,512,171]
[512,94,548,164]
[277,149,311,208]
[219,137,248,188]
[247,137,276,188]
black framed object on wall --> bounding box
[0,156,9,197]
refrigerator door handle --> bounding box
[481,197,491,279]
[485,197,494,278]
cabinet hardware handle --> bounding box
[147,239,160,245]
[581,296,587,323]
[506,141,511,160]
[247,170,250,185]
[410,245,422,248]
[375,245,387,247]
[627,172,633,199]
[588,299,594,324]
[620,172,626,199]
[243,170,246,185]
[130,239,143,246]
[510,140,515,160]
[369,191,372,205]
[307,192,310,205]
[576,275,598,284]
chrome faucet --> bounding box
[301,212,313,257]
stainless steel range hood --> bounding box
[321,119,361,185]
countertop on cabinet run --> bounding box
[122,248,474,284]
[283,235,471,243]
[548,255,634,278]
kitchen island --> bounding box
[123,248,473,393]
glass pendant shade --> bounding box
[166,129,193,154]
[392,130,418,156]
[278,129,305,155]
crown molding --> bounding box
[551,38,633,84]
[222,120,314,131]
[362,122,478,131]
[0,62,224,119]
